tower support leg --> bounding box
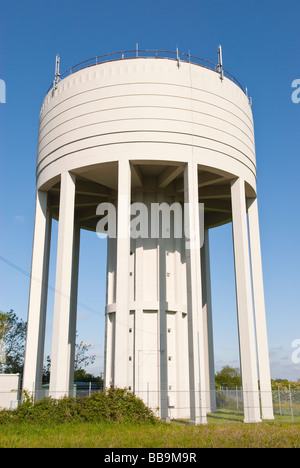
[23,190,51,399]
[231,178,261,423]
[247,197,274,420]
[113,159,131,388]
[49,171,76,398]
[184,162,208,425]
[201,229,216,413]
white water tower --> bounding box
[23,48,274,424]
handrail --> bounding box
[47,49,246,95]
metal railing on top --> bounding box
[47,48,246,96]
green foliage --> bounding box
[74,340,96,371]
[0,388,157,426]
[215,366,242,389]
[0,309,26,374]
[2,310,97,380]
[271,379,300,391]
[74,368,103,383]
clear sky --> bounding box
[1,0,299,380]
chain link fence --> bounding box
[0,384,299,423]
[215,387,300,423]
[272,387,300,422]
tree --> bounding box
[74,368,103,383]
[0,311,11,372]
[74,339,96,371]
[42,337,96,382]
[0,310,26,374]
[1,310,97,381]
[215,366,242,388]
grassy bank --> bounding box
[0,390,299,448]
[0,419,299,448]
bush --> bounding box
[216,391,240,410]
[0,388,157,425]
[77,387,156,423]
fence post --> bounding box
[278,386,282,416]
[289,384,294,423]
[147,382,149,407]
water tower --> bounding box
[23,48,274,424]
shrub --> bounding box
[0,387,157,425]
[216,391,239,410]
[77,387,157,423]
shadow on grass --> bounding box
[207,410,244,424]
[171,410,300,426]
[171,409,244,425]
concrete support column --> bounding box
[201,229,216,413]
[68,222,81,391]
[158,192,168,420]
[184,162,208,425]
[231,178,261,423]
[247,197,274,420]
[114,159,131,387]
[23,190,51,398]
[49,171,76,398]
[104,309,115,388]
[104,233,117,389]
[133,191,144,398]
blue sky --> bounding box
[1,0,299,380]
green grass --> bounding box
[0,413,299,448]
[208,409,300,425]
[1,389,299,448]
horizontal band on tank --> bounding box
[37,129,256,174]
[36,139,256,186]
[105,302,188,314]
[38,116,255,160]
[40,83,253,132]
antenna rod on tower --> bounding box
[176,46,180,68]
[53,54,60,89]
[217,45,223,81]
